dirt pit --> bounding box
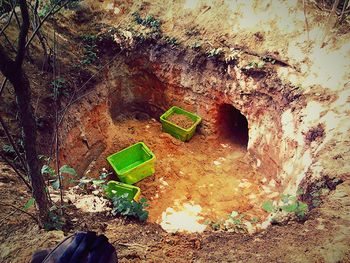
[61,104,277,233]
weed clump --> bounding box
[80,34,99,65]
[110,194,149,222]
[262,193,308,221]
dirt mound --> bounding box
[167,113,195,129]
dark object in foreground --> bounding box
[31,231,117,263]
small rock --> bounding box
[213,160,221,166]
[171,138,182,146]
[194,240,201,250]
[269,179,276,188]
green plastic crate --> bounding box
[107,142,155,184]
[160,106,202,142]
[105,180,141,201]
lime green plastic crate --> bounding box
[105,180,141,201]
[107,142,155,184]
[160,106,202,142]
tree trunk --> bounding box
[0,46,50,224]
[0,0,51,226]
[11,69,51,225]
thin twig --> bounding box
[0,152,32,191]
[53,27,64,214]
[302,0,310,41]
[0,8,15,36]
[117,243,149,249]
[8,0,21,29]
[30,0,49,70]
[25,0,70,49]
[321,0,340,47]
[339,0,350,23]
[2,32,18,53]
[0,211,16,226]
[0,201,38,223]
[0,115,28,173]
[0,78,7,96]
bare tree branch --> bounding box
[0,201,38,223]
[8,0,21,29]
[321,0,340,47]
[15,0,30,67]
[53,28,64,213]
[1,32,17,53]
[25,0,70,49]
[339,0,350,23]
[302,0,310,41]
[0,78,7,96]
[0,152,32,191]
[0,7,15,36]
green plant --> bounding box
[191,42,201,49]
[38,0,80,17]
[23,197,35,211]
[77,170,111,192]
[211,222,221,231]
[262,56,276,64]
[41,163,77,190]
[81,35,99,65]
[262,194,309,220]
[207,48,223,58]
[50,77,69,100]
[205,211,258,232]
[132,12,161,31]
[245,60,265,70]
[38,4,51,18]
[44,205,65,230]
[65,0,80,9]
[2,144,15,155]
[225,48,241,63]
[227,211,245,225]
[164,36,179,46]
[110,194,149,222]
[2,140,25,163]
[250,217,259,223]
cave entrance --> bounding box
[217,104,249,148]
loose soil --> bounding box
[167,113,195,130]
